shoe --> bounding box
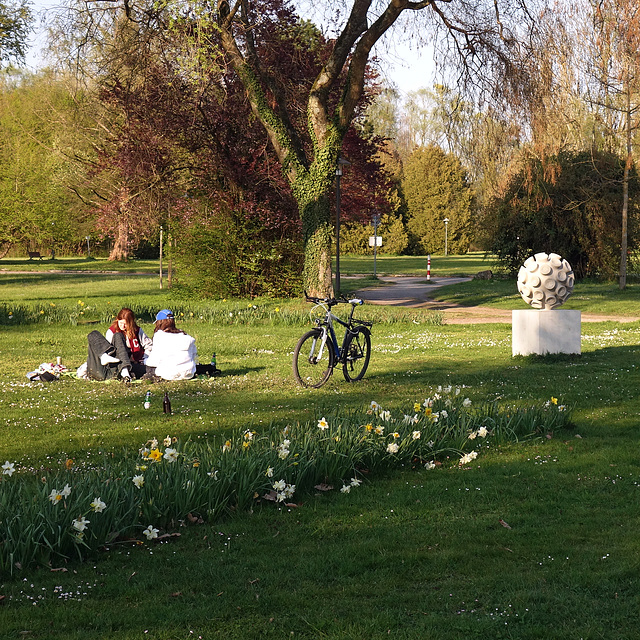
[100,352,121,365]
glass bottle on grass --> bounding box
[163,391,172,415]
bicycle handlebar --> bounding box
[304,294,362,307]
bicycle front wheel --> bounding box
[293,329,335,388]
[342,327,371,382]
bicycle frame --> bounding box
[311,300,363,364]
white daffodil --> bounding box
[143,525,159,540]
[477,426,489,438]
[90,497,107,513]
[317,417,329,431]
[163,448,178,463]
[462,398,472,407]
[61,484,72,497]
[425,461,436,470]
[370,401,380,412]
[73,516,90,532]
[340,484,351,493]
[265,467,274,478]
[132,474,145,489]
[163,435,172,447]
[386,442,399,454]
[48,489,63,504]
[273,479,286,492]
[380,410,391,422]
[459,451,478,465]
[350,477,362,487]
[412,431,421,440]
[2,461,15,476]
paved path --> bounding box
[354,276,640,324]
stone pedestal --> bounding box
[512,310,581,356]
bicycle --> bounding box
[293,294,373,388]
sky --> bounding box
[24,0,435,97]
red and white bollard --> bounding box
[427,254,431,281]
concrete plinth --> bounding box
[512,310,581,356]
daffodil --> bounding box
[412,430,421,440]
[386,442,399,454]
[265,467,274,478]
[48,489,63,504]
[425,461,436,470]
[380,410,391,421]
[459,451,478,465]
[149,449,162,462]
[477,426,489,438]
[132,474,145,489]
[374,425,384,435]
[413,402,422,413]
[273,479,286,491]
[350,477,362,487]
[2,461,15,476]
[163,448,178,463]
[222,440,231,453]
[392,432,400,439]
[463,398,472,407]
[369,401,380,412]
[73,516,90,532]
[317,417,329,431]
[143,525,159,540]
[340,484,351,493]
[364,423,373,432]
[90,497,106,513]
[551,397,558,405]
[163,435,172,447]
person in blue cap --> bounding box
[144,309,198,380]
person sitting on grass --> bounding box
[105,307,153,379]
[84,308,151,382]
[144,309,197,381]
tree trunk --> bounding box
[620,80,631,291]
[109,219,130,261]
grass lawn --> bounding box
[336,251,498,277]
[2,271,640,639]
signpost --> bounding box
[371,213,381,277]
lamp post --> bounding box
[86,236,91,258]
[443,218,449,257]
[335,157,351,294]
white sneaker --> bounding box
[100,352,120,365]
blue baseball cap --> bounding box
[155,309,174,321]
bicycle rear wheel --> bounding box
[293,329,335,388]
[342,326,371,382]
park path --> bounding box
[354,275,640,324]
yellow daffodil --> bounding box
[149,449,162,462]
[551,397,558,405]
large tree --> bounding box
[55,0,542,294]
[0,0,32,64]
[403,144,474,254]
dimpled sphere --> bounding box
[517,252,574,310]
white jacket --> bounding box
[145,330,197,380]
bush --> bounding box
[484,149,640,277]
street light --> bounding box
[335,157,351,295]
[443,218,449,257]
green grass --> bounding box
[432,277,640,316]
[0,256,162,273]
[2,272,640,638]
[336,251,498,276]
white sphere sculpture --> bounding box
[517,252,574,310]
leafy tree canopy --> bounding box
[402,144,474,255]
[0,0,32,64]
[485,149,640,278]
